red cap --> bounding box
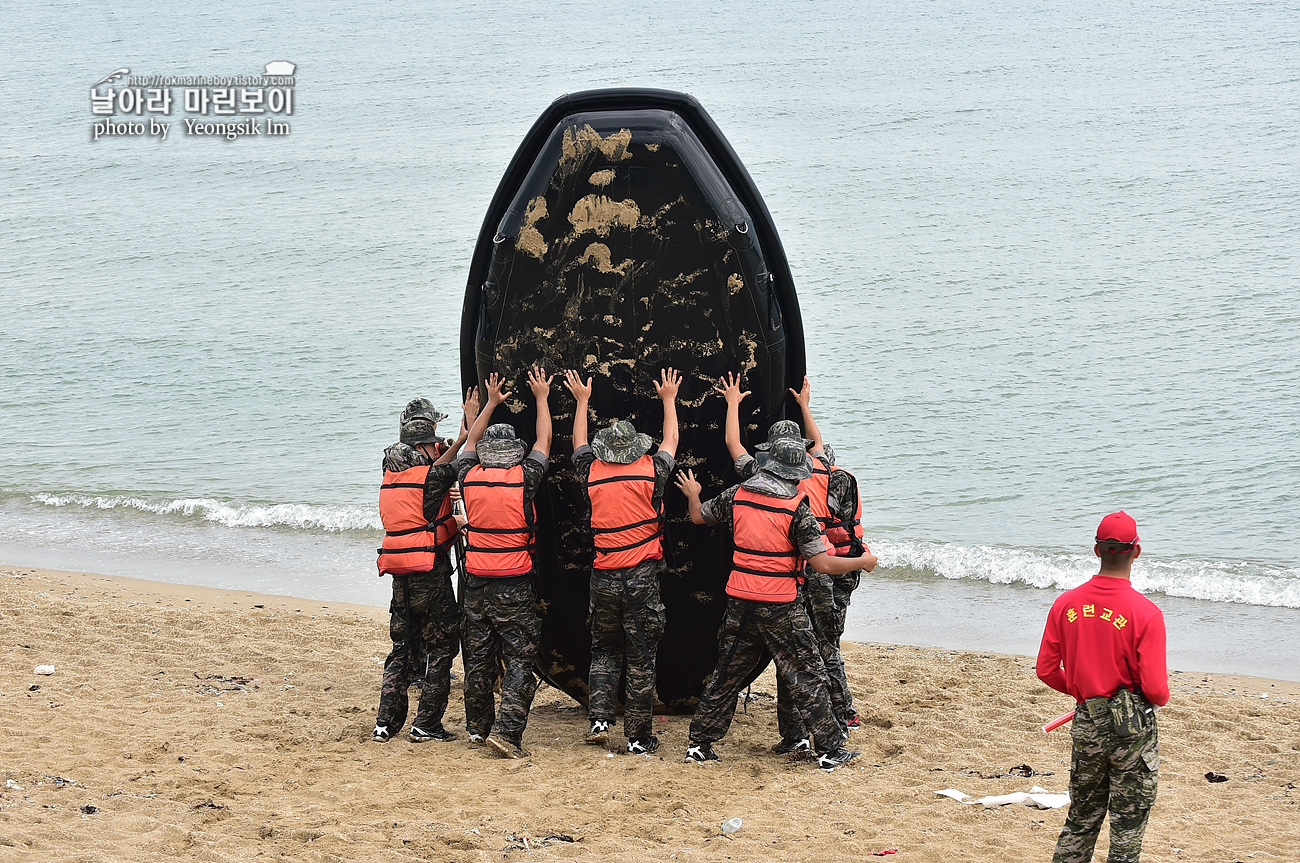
[1096,510,1139,545]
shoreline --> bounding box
[7,562,1298,687]
[7,564,1299,697]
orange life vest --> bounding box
[587,455,664,570]
[797,453,834,536]
[726,487,807,603]
[824,464,866,557]
[376,465,457,575]
[461,463,535,577]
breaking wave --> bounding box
[23,495,1300,608]
[875,538,1300,609]
[31,493,380,533]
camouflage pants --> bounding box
[375,562,460,734]
[588,559,667,742]
[689,594,846,755]
[461,574,542,747]
[1053,697,1159,863]
[831,569,861,719]
[776,571,854,738]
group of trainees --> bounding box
[376,367,1172,860]
[372,367,876,769]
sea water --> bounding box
[2,1,1297,675]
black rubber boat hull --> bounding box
[460,89,805,711]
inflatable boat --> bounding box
[460,88,806,710]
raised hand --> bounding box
[654,367,681,401]
[463,386,482,426]
[527,365,554,400]
[484,372,511,406]
[564,369,593,402]
[789,375,811,408]
[713,371,750,406]
[673,468,701,499]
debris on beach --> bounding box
[79,804,98,815]
[191,800,229,811]
[935,786,1069,809]
[1007,764,1050,778]
[33,665,55,675]
[1206,772,1229,783]
[192,673,255,694]
[502,833,580,851]
[968,765,1053,779]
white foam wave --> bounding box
[24,495,1300,608]
[31,494,380,533]
[876,538,1300,609]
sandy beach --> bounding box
[1,565,1296,863]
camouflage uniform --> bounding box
[376,562,460,734]
[460,573,543,746]
[1053,697,1159,863]
[456,449,548,747]
[585,558,667,740]
[736,451,858,732]
[375,442,461,736]
[775,571,850,737]
[689,481,846,755]
[573,442,675,742]
[825,465,863,723]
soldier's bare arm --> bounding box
[674,469,705,525]
[789,376,825,454]
[564,369,593,450]
[714,372,750,462]
[434,387,479,465]
[528,366,555,458]
[807,550,876,576]
[467,373,510,449]
[654,367,681,459]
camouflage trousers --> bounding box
[461,574,542,747]
[776,570,858,738]
[375,562,460,735]
[1053,697,1159,863]
[689,593,846,755]
[588,558,667,742]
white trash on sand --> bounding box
[935,786,1070,809]
[33,665,55,675]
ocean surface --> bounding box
[2,2,1297,673]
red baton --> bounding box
[1043,710,1075,733]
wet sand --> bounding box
[2,565,1297,862]
[848,572,1300,682]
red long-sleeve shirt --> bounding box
[1036,575,1170,706]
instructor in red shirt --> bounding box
[1036,511,1168,863]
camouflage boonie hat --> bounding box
[399,398,449,445]
[753,418,813,452]
[741,471,798,499]
[759,437,813,481]
[591,419,653,465]
[478,423,528,469]
[400,398,449,426]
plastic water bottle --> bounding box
[721,818,742,834]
